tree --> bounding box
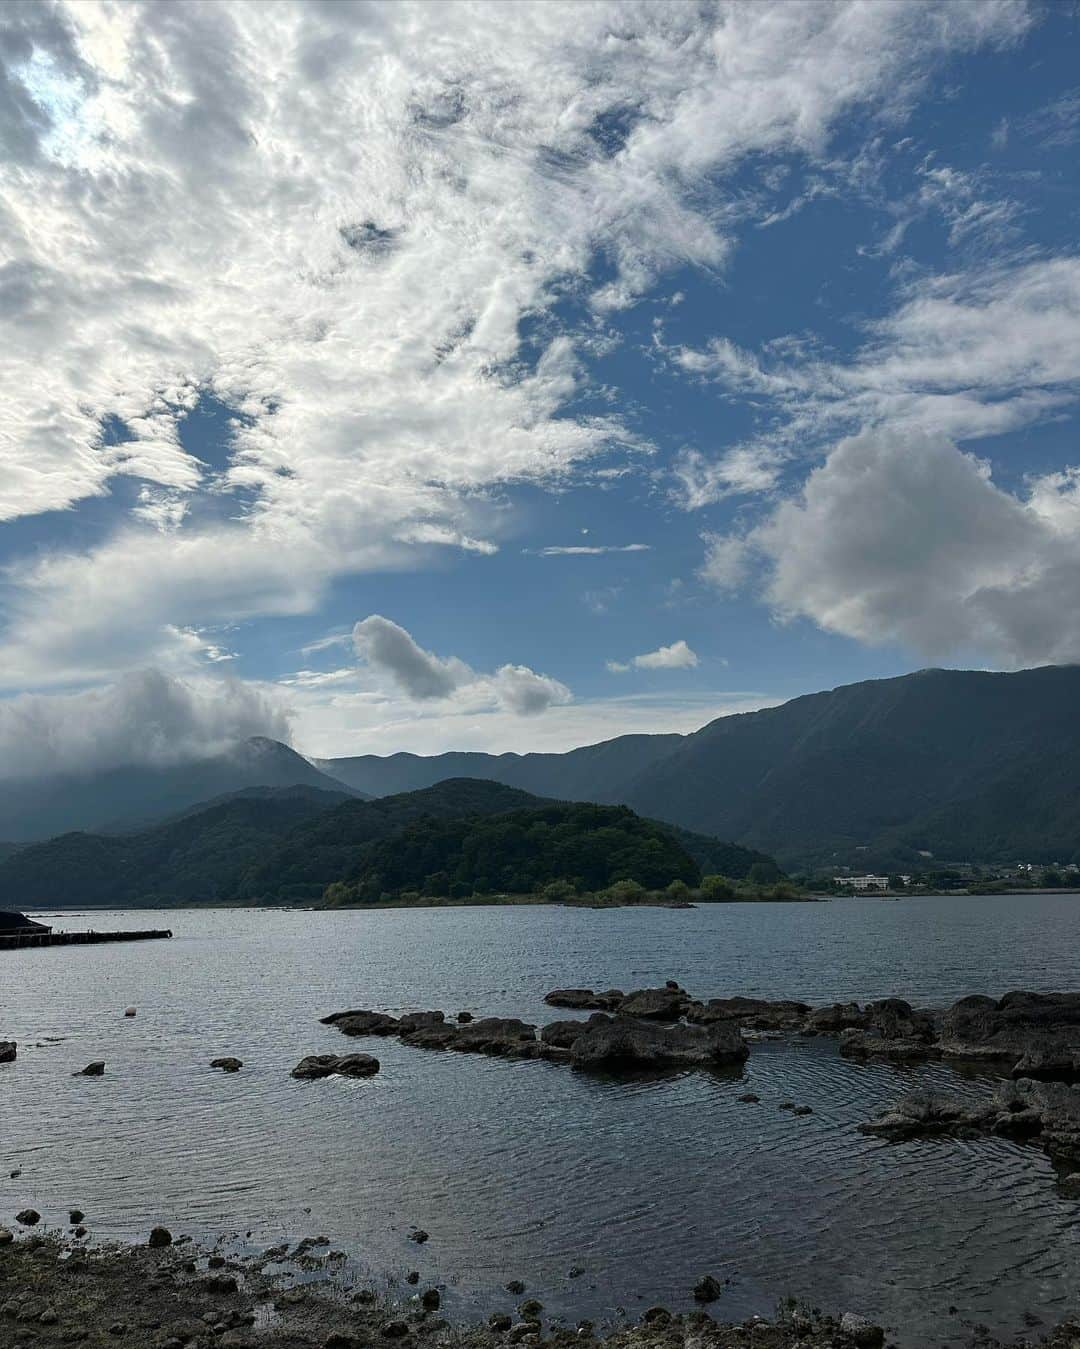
[747,861,781,886]
[699,874,735,901]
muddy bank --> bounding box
[1,1228,1075,1349]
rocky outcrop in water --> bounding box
[0,1040,15,1063]
[569,1016,748,1069]
[291,1053,380,1079]
[939,991,1080,1078]
[686,998,810,1031]
[860,1079,1080,1165]
[544,989,624,1011]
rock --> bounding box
[148,1226,173,1247]
[505,1280,526,1295]
[405,1271,420,1285]
[940,991,1080,1079]
[199,1273,239,1294]
[859,1089,989,1140]
[397,1011,446,1034]
[0,1041,15,1063]
[326,1334,357,1349]
[210,1058,243,1072]
[1059,1172,1080,1197]
[291,1053,380,1079]
[421,1289,441,1311]
[76,1061,105,1076]
[865,997,935,1042]
[457,1012,474,1023]
[124,1007,137,1017]
[839,1312,885,1346]
[322,1010,401,1036]
[73,1226,87,1238]
[15,1210,40,1227]
[518,1300,543,1317]
[69,1210,84,1224]
[508,1322,541,1343]
[792,1104,813,1116]
[543,989,623,1011]
[693,1275,722,1302]
[839,1029,940,1062]
[686,998,810,1030]
[641,1308,671,1326]
[568,1265,585,1278]
[804,1003,866,1034]
[409,1229,429,1244]
[570,1014,748,1070]
[0,1230,12,1245]
[449,1018,537,1055]
[489,1313,513,1331]
[540,1014,611,1049]
[737,1093,759,1103]
[39,1309,58,1325]
[617,986,689,1021]
[381,1320,409,1338]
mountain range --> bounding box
[319,666,1080,868]
[1,666,1078,873]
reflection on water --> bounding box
[4,896,1080,1343]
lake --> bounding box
[4,896,1080,1344]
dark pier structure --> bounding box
[0,911,171,950]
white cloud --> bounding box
[672,253,1080,509]
[607,639,699,673]
[350,614,570,716]
[742,429,1080,666]
[0,0,1028,687]
[531,544,651,556]
[0,669,290,781]
[292,688,778,759]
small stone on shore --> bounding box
[421,1289,440,1311]
[489,1313,513,1331]
[15,1209,40,1227]
[148,1226,173,1247]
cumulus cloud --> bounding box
[352,615,467,700]
[351,615,570,716]
[607,639,699,673]
[0,669,290,781]
[738,430,1080,666]
[0,0,1028,684]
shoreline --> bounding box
[1,1224,1068,1349]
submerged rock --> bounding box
[0,1040,15,1063]
[211,1057,243,1072]
[570,1014,747,1070]
[291,1054,380,1080]
[693,1275,722,1302]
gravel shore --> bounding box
[2,1227,1079,1349]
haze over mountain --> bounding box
[0,737,360,843]
[323,667,1080,869]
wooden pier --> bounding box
[0,928,172,951]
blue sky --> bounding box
[1,0,1080,769]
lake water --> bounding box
[5,896,1080,1344]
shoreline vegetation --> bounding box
[1,1226,1075,1349]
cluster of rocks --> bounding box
[0,1226,907,1349]
[321,990,749,1072]
[861,1078,1080,1171]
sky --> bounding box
[2,0,1080,774]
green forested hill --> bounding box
[0,776,776,906]
[330,801,701,903]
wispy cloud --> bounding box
[530,544,651,557]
